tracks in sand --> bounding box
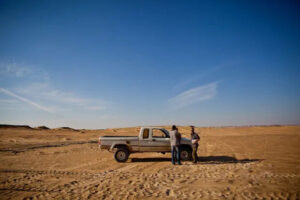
[0,140,98,154]
[0,161,299,200]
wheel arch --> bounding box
[180,144,192,151]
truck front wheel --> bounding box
[180,147,192,161]
[114,148,129,162]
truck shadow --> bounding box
[131,156,263,164]
[198,156,263,164]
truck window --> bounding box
[152,129,167,138]
[143,129,149,139]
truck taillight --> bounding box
[98,138,101,145]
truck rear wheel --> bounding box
[180,147,192,161]
[114,148,129,162]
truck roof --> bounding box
[142,127,166,129]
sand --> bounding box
[0,125,299,199]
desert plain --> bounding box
[0,125,299,200]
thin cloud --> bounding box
[0,63,31,78]
[0,62,50,81]
[86,106,106,111]
[18,82,109,111]
[168,82,219,109]
[0,88,53,113]
[172,62,237,92]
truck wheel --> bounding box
[180,147,192,161]
[114,148,129,162]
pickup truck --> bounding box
[98,127,193,162]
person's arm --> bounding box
[196,134,200,143]
[192,134,200,144]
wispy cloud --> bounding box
[17,82,109,111]
[0,62,50,81]
[168,82,219,109]
[86,106,106,111]
[172,62,237,92]
[0,63,31,78]
[0,88,53,113]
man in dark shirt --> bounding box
[190,126,200,163]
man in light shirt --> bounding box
[169,125,182,165]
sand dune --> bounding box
[0,125,299,199]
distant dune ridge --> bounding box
[0,124,78,131]
[35,126,50,130]
[0,124,33,129]
[54,127,80,132]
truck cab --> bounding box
[138,127,171,152]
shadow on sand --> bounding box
[131,156,263,164]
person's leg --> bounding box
[171,146,175,165]
[176,146,181,164]
[192,146,196,163]
[195,145,198,163]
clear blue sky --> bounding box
[0,0,299,128]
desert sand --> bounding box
[0,125,299,199]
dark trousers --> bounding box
[171,146,181,164]
[192,145,198,163]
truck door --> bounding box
[138,128,153,152]
[149,129,171,152]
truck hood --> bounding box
[181,137,191,144]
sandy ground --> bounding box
[0,125,299,200]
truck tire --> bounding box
[180,147,192,161]
[114,148,129,162]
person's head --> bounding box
[172,125,177,131]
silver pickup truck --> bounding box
[98,127,192,162]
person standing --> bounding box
[190,126,200,163]
[169,125,182,165]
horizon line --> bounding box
[0,123,299,130]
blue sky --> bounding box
[0,0,299,128]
